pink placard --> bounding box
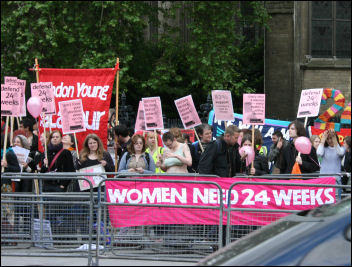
[58,99,86,134]
[31,82,56,115]
[5,76,26,117]
[105,176,336,228]
[135,101,146,131]
[243,94,265,125]
[174,95,202,129]
[1,84,21,117]
[211,90,234,121]
[297,88,323,118]
[17,79,27,117]
[142,97,164,130]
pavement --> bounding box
[1,256,196,266]
[1,245,200,266]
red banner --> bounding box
[38,65,118,151]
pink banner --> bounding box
[58,99,86,134]
[174,95,202,129]
[212,90,234,121]
[105,176,336,228]
[31,82,56,115]
[297,88,323,118]
[142,97,164,130]
[243,94,265,125]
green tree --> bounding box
[1,1,270,118]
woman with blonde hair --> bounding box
[145,131,164,173]
[77,134,114,172]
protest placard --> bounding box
[243,94,265,125]
[31,82,56,115]
[135,101,146,131]
[12,146,30,166]
[211,90,234,121]
[174,95,202,129]
[1,84,21,117]
[58,99,86,134]
[78,164,107,191]
[17,79,27,117]
[142,97,164,130]
[297,88,323,118]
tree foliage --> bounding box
[1,1,270,117]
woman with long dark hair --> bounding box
[280,120,320,174]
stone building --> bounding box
[264,1,351,122]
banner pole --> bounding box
[154,129,159,156]
[1,116,10,173]
[74,132,80,160]
[194,127,204,152]
[34,59,47,161]
[10,116,14,146]
[114,58,120,172]
[251,125,255,169]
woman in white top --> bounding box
[317,129,345,174]
[157,131,192,173]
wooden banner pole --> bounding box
[154,129,159,156]
[74,132,80,160]
[114,58,120,172]
[251,126,255,169]
[194,127,204,152]
[10,117,14,146]
[1,116,10,173]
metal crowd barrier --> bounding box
[225,180,351,245]
[1,172,350,265]
[95,175,224,263]
[1,173,96,266]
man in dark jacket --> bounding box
[268,130,288,174]
[198,125,241,177]
[113,124,132,168]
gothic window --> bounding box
[311,1,351,58]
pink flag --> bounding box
[211,90,234,121]
[174,95,202,129]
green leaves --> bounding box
[1,1,268,116]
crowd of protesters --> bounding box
[1,117,351,191]
[1,116,351,248]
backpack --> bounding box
[125,152,151,167]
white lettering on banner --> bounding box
[108,187,335,206]
[108,188,187,204]
[273,189,334,206]
[40,111,105,130]
[76,83,109,100]
[193,188,239,205]
[53,82,75,98]
[53,82,109,101]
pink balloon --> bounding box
[295,136,312,154]
[27,96,43,118]
[239,146,255,167]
